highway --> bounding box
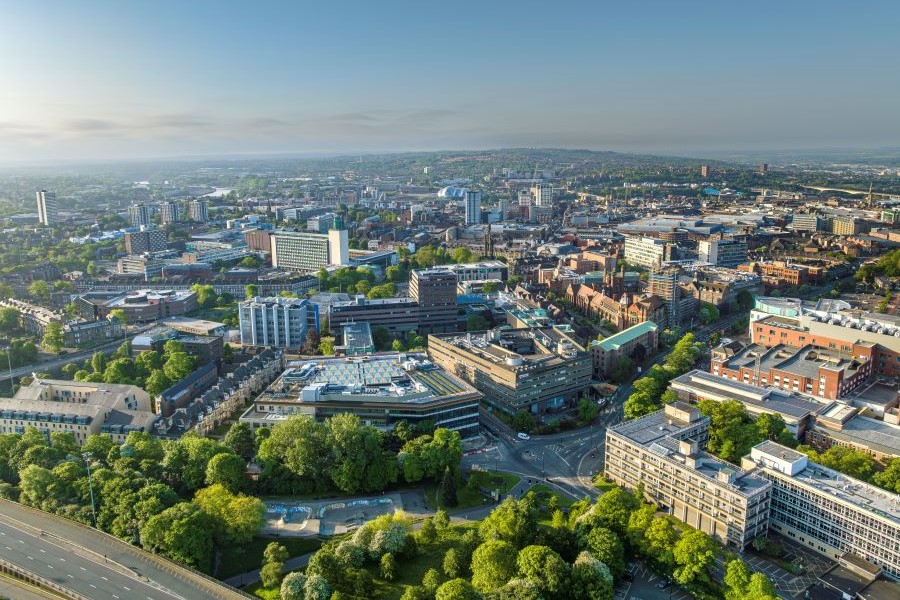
[0,499,247,600]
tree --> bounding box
[645,516,679,568]
[190,284,218,309]
[443,547,462,578]
[245,284,259,300]
[516,544,570,597]
[260,561,284,588]
[436,578,481,600]
[584,527,625,578]
[205,452,247,493]
[0,307,19,334]
[194,484,266,544]
[467,315,491,331]
[367,283,396,299]
[303,574,332,600]
[109,309,127,328]
[144,370,171,397]
[571,551,613,600]
[747,573,779,600]
[724,559,752,600]
[418,516,437,545]
[258,416,332,492]
[699,302,720,325]
[471,540,518,592]
[610,356,634,383]
[481,281,499,294]
[224,422,256,461]
[511,410,534,433]
[42,322,65,353]
[577,396,599,424]
[86,261,97,277]
[479,496,538,548]
[280,572,306,600]
[28,280,52,303]
[380,552,397,581]
[163,349,194,383]
[439,466,457,508]
[318,336,335,356]
[874,457,900,493]
[433,509,450,532]
[140,502,216,572]
[91,351,108,374]
[673,529,717,586]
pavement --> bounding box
[0,572,59,600]
[0,499,247,600]
[619,562,694,600]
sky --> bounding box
[1,0,898,163]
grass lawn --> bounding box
[248,582,280,600]
[593,474,618,493]
[216,536,323,579]
[424,471,520,511]
[529,483,575,509]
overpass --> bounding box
[0,499,248,600]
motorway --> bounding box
[0,499,247,600]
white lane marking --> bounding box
[113,596,119,599]
[3,546,10,550]
[67,574,74,578]
[101,576,108,580]
[26,555,33,560]
[123,586,131,591]
[80,566,87,571]
[40,549,46,553]
[89,584,96,589]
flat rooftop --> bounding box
[671,370,822,419]
[818,414,900,457]
[431,327,586,369]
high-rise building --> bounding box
[698,238,748,268]
[742,441,900,579]
[791,213,821,233]
[128,203,151,227]
[35,190,58,226]
[605,402,772,550]
[532,183,553,208]
[831,216,863,236]
[124,225,168,255]
[518,189,532,207]
[189,199,209,223]
[271,226,349,272]
[700,165,710,178]
[159,201,181,224]
[498,198,509,221]
[410,268,457,334]
[759,163,768,175]
[464,190,482,225]
[624,236,676,269]
[238,296,319,348]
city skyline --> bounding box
[2,1,899,163]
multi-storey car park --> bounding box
[240,353,482,437]
[743,441,900,580]
[605,402,772,550]
[427,327,592,416]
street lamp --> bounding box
[83,452,97,528]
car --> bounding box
[657,578,671,590]
[517,432,530,440]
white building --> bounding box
[238,296,320,348]
[464,190,482,226]
[36,190,58,226]
[698,239,748,268]
[532,183,553,208]
[624,235,676,269]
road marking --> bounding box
[123,586,130,591]
[27,555,33,560]
[101,576,108,581]
[39,549,46,553]
[113,596,119,599]
[59,558,65,562]
[89,584,96,589]
[67,574,74,578]
[3,547,9,551]
[80,566,87,571]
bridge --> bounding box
[0,499,248,599]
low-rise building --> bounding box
[240,353,481,437]
[0,378,157,444]
[805,402,900,462]
[605,402,772,549]
[99,289,198,323]
[0,299,122,348]
[742,441,900,579]
[427,327,592,415]
[590,321,659,378]
[335,322,376,356]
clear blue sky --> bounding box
[1,0,898,162]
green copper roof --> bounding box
[590,321,658,351]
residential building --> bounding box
[128,203,152,227]
[670,369,823,439]
[590,321,659,378]
[624,236,676,269]
[99,289,198,323]
[0,299,122,348]
[698,238,748,268]
[157,361,219,417]
[832,216,864,236]
[0,378,156,444]
[739,262,811,288]
[427,327,592,415]
[742,441,900,579]
[238,296,319,349]
[749,296,900,379]
[605,402,772,550]
[124,225,168,255]
[689,268,763,310]
[159,201,181,224]
[35,190,58,226]
[240,354,481,437]
[189,199,209,223]
[465,190,482,225]
[410,268,458,335]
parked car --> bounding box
[517,432,530,440]
[657,578,671,590]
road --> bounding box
[0,499,247,600]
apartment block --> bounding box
[238,296,319,349]
[125,226,168,255]
[743,442,900,579]
[605,403,772,550]
[35,190,58,226]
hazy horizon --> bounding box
[3,1,899,163]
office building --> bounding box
[427,327,592,415]
[742,442,900,579]
[336,322,376,356]
[670,369,823,439]
[689,268,763,310]
[162,316,227,337]
[832,216,864,236]
[532,183,553,208]
[99,289,198,323]
[307,213,336,233]
[128,203,152,227]
[699,238,748,268]
[116,251,178,281]
[624,235,677,269]
[410,268,458,335]
[271,224,349,272]
[238,296,320,349]
[240,354,482,437]
[0,378,156,444]
[329,296,422,335]
[159,201,181,224]
[35,190,58,226]
[189,199,209,223]
[605,403,772,550]
[749,296,900,379]
[792,213,821,233]
[464,190,482,225]
[590,321,659,378]
[805,402,900,462]
[124,225,168,255]
[445,261,508,282]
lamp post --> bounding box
[83,451,97,528]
